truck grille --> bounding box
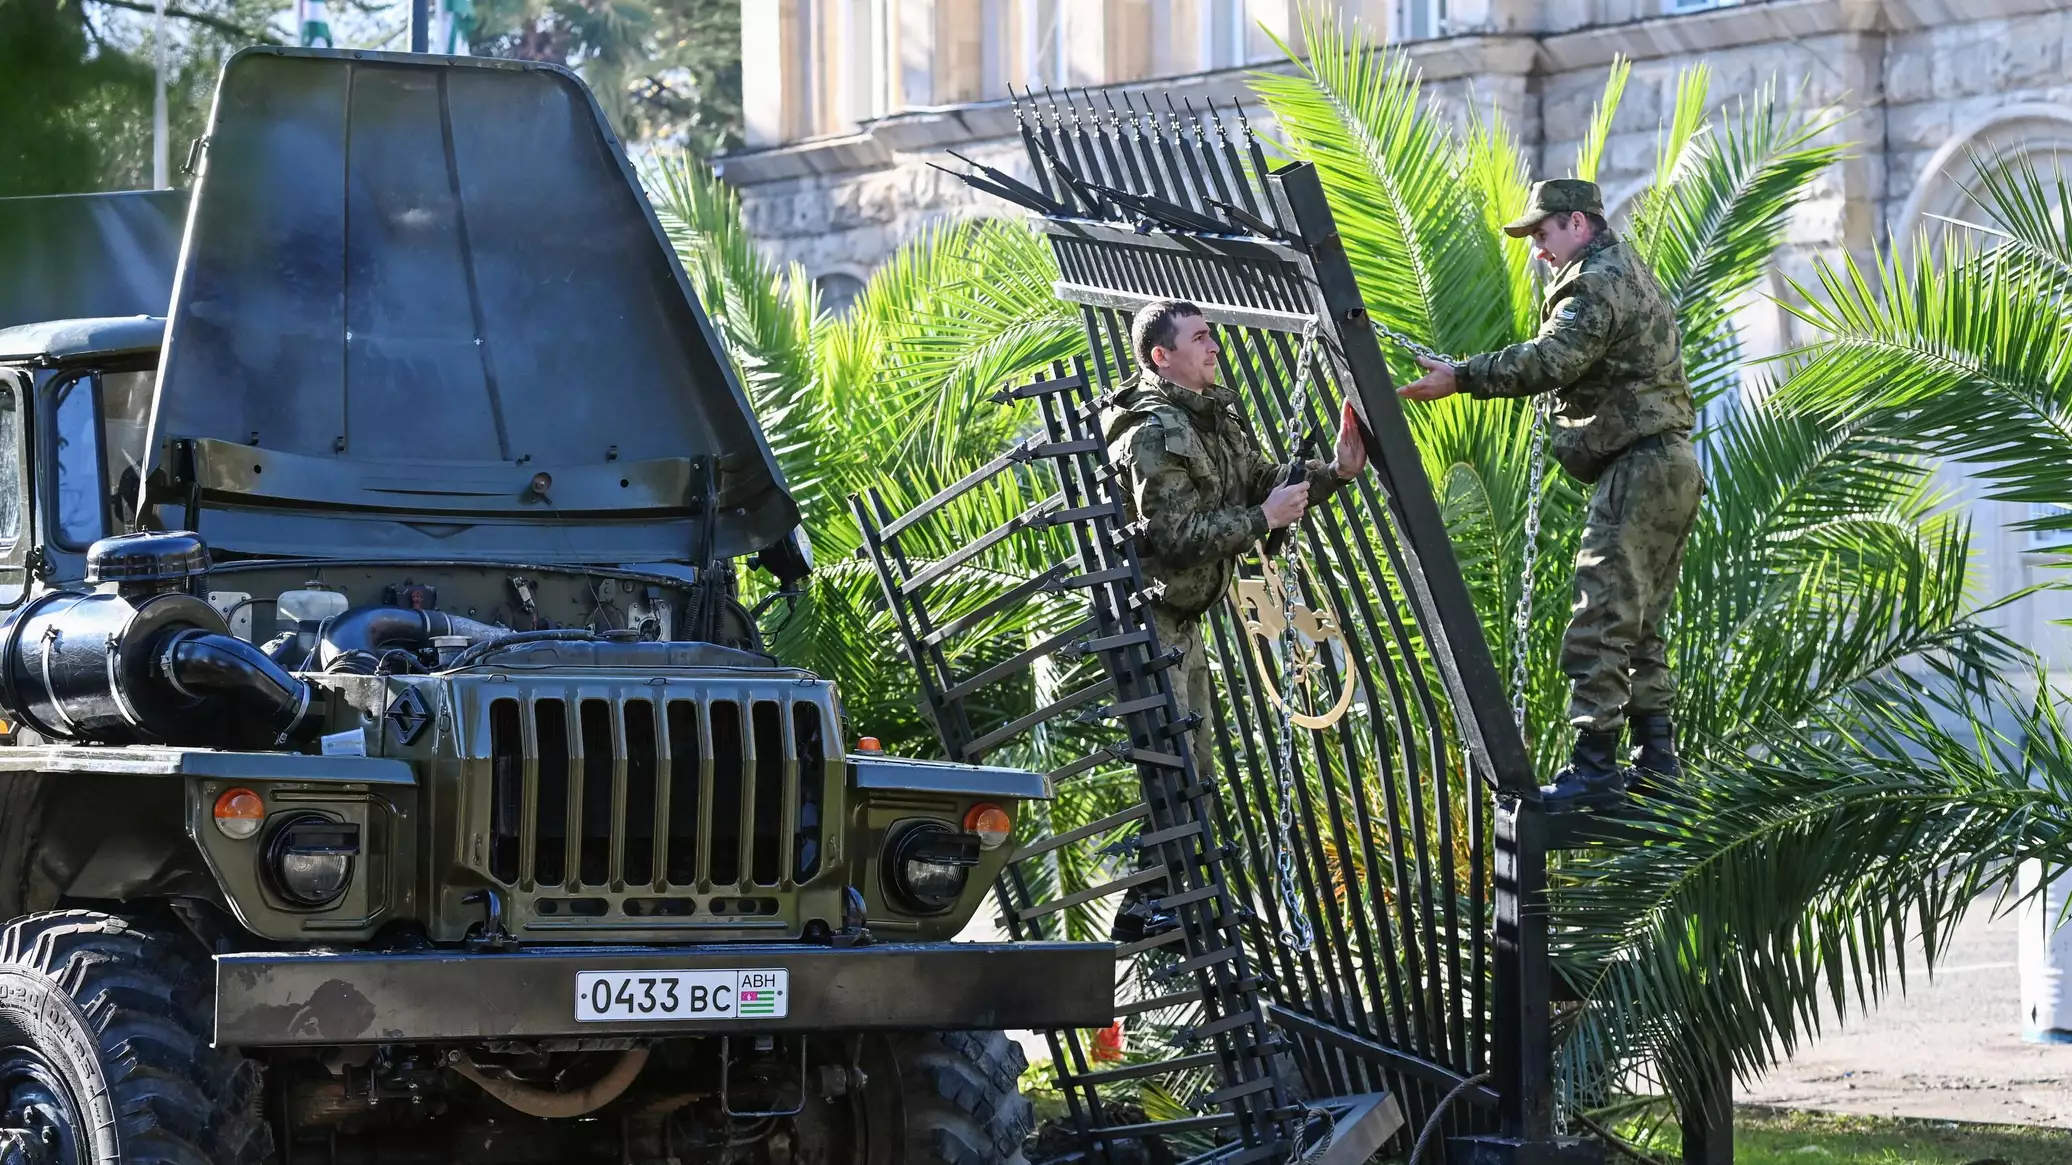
[485,694,827,894]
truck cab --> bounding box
[0,317,163,597]
[0,187,186,598]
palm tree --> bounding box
[1252,9,2072,1147]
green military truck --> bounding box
[0,48,1110,1165]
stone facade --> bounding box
[722,1,2072,307]
[719,0,2072,669]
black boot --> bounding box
[1540,729,1628,812]
[1628,712,1682,793]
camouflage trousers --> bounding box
[1562,434,1705,736]
[1150,605,1216,781]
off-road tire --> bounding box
[0,910,272,1165]
[886,1030,1033,1165]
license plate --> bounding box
[574,969,789,1022]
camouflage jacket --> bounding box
[1458,233,1695,483]
[1103,374,1345,620]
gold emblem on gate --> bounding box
[1230,560,1357,730]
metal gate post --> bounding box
[1492,802,1554,1141]
[1273,163,1534,798]
[1275,162,1595,1165]
[1677,1045,1735,1165]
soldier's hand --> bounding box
[1397,356,1459,401]
[1332,400,1368,479]
[1263,482,1309,530]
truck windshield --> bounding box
[53,370,152,548]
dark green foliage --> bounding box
[0,0,151,195]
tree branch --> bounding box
[86,0,281,45]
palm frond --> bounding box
[816,217,1082,505]
[1626,80,1846,403]
[1778,234,2072,532]
[1252,13,1519,361]
[1572,55,1631,183]
[645,154,830,522]
[1556,667,2072,1105]
[1670,397,1998,749]
[1460,98,1540,342]
[1950,145,2072,301]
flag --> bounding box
[297,0,332,47]
[435,0,476,55]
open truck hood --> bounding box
[0,190,184,332]
[145,48,798,564]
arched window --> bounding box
[1891,104,2072,653]
[814,271,867,316]
[1893,104,2072,251]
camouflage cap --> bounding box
[1502,179,1605,237]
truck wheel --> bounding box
[816,1028,1027,1152]
[0,911,271,1165]
[843,1030,1031,1165]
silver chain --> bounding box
[1510,393,1552,734]
[1367,318,1550,731]
[1270,316,1321,955]
[1369,319,1454,368]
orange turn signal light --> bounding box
[855,737,883,753]
[965,802,1013,850]
[213,787,265,840]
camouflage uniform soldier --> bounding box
[1399,180,1706,810]
[1102,300,1369,937]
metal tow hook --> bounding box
[463,887,518,951]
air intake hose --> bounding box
[316,607,507,674]
[159,629,312,742]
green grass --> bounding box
[1616,1106,2071,1165]
[1023,1090,2072,1164]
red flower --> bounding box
[1092,1021,1125,1062]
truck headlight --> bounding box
[885,822,980,914]
[265,814,361,908]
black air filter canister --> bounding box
[0,589,229,742]
[0,533,313,747]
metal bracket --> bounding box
[718,1036,808,1119]
[827,886,873,949]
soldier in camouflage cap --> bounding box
[1399,179,1706,811]
[1101,299,1369,937]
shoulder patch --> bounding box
[1104,404,1167,446]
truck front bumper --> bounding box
[214,941,1115,1046]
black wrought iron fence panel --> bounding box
[859,90,1568,1164]
[958,90,1560,1156]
